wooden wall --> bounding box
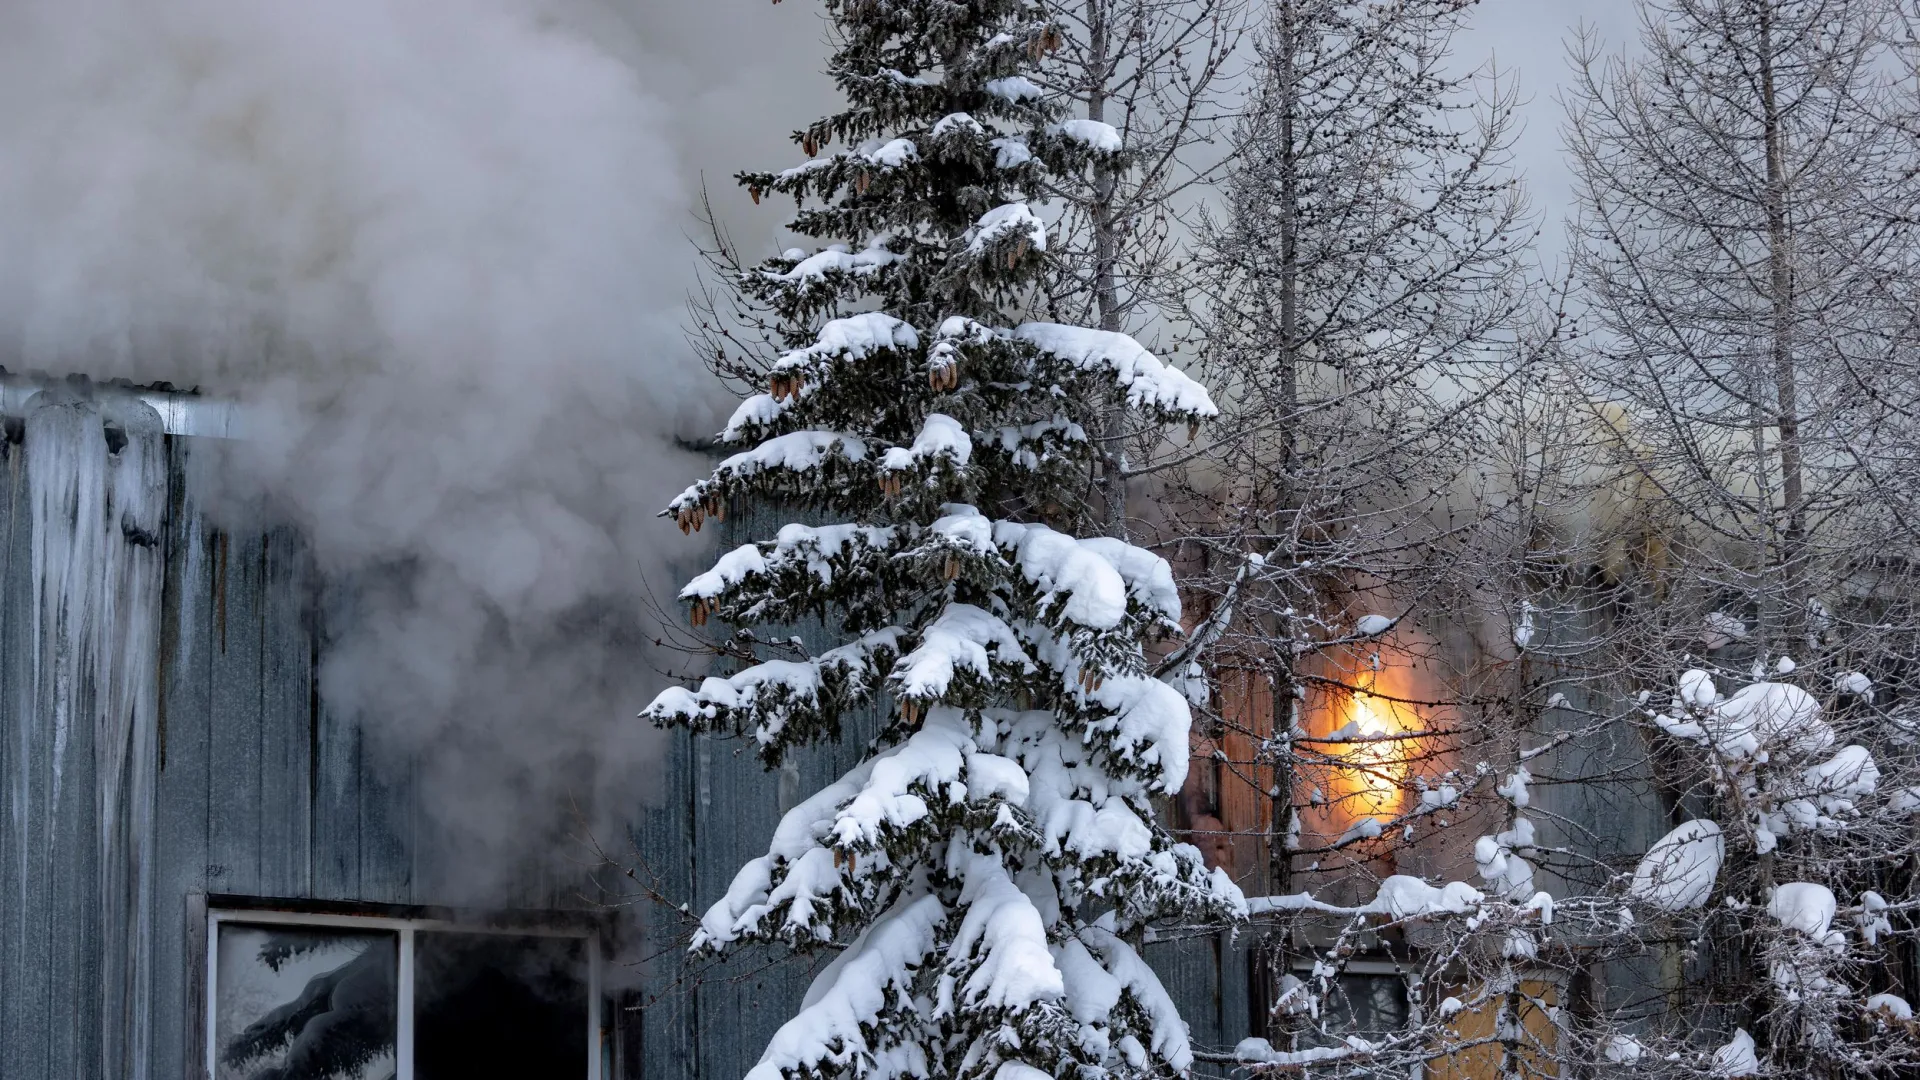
[0,389,441,1080]
[0,386,1257,1079]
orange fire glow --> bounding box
[1326,688,1413,821]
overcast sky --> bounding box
[627,0,1651,270]
[1458,0,1645,260]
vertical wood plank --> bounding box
[257,526,313,897]
[310,697,364,901]
[632,723,698,1080]
[1146,931,1230,1065]
[182,890,208,1080]
[310,578,414,907]
[356,732,416,906]
[206,528,266,897]
[152,434,215,1080]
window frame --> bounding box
[203,898,606,1080]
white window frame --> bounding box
[205,906,605,1080]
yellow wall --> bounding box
[1428,980,1561,1080]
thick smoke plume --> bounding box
[0,0,789,895]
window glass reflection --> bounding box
[215,924,398,1080]
[1300,971,1410,1050]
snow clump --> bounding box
[1630,820,1723,912]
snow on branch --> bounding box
[992,518,1129,629]
[1083,676,1194,793]
[879,413,972,475]
[666,430,869,518]
[643,627,902,749]
[966,202,1047,263]
[1012,323,1216,419]
[1246,875,1485,921]
[765,240,900,286]
[891,604,1032,701]
[1076,921,1193,1070]
[774,312,922,376]
[941,854,1065,1013]
[742,891,946,1080]
[1049,118,1123,154]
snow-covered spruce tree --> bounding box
[644,4,1244,1080]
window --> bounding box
[206,904,604,1080]
[1285,960,1412,1050]
[1281,959,1568,1080]
[1295,966,1411,1049]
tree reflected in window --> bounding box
[215,925,398,1080]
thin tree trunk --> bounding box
[1086,0,1129,536]
[1758,2,1808,648]
[1264,0,1303,1047]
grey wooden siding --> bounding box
[0,387,1258,1080]
[0,388,439,1080]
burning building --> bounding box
[0,370,1675,1079]
[0,1,1678,1074]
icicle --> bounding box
[98,398,165,1079]
[12,390,165,1076]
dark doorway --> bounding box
[413,932,588,1080]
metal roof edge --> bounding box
[0,370,244,439]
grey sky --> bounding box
[631,0,1649,271]
[1457,0,1644,260]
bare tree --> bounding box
[1565,0,1920,665]
[1158,0,1544,1057]
[1034,0,1249,530]
[1175,0,1538,723]
[1551,0,1920,1070]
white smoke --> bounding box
[0,0,755,892]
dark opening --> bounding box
[413,932,588,1080]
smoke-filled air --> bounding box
[0,0,763,890]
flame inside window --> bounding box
[1329,689,1412,822]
